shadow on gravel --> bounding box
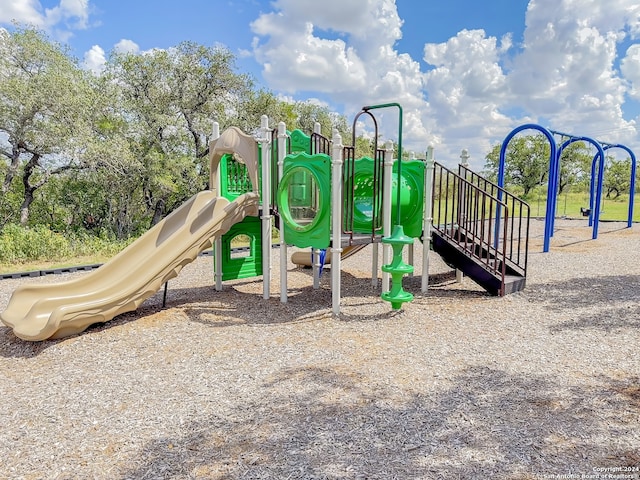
[0,267,494,355]
[0,326,56,358]
[0,301,167,358]
[550,304,640,332]
[158,269,491,329]
[404,271,490,299]
[526,275,640,332]
[119,366,639,479]
[553,225,631,248]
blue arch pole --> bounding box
[589,144,637,228]
[498,124,557,252]
[555,137,605,240]
[588,151,598,227]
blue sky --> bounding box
[1,0,639,167]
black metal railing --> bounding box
[370,147,385,237]
[341,146,385,241]
[311,132,331,155]
[342,145,356,237]
[432,162,518,295]
[458,164,530,277]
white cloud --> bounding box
[249,0,513,164]
[423,30,511,121]
[44,0,90,29]
[113,38,139,54]
[251,0,408,98]
[251,17,368,94]
[269,0,402,47]
[0,0,44,26]
[77,38,143,77]
[251,0,428,151]
[79,39,139,74]
[251,0,639,168]
[82,44,105,74]
[0,0,92,41]
[508,0,637,145]
[622,44,640,100]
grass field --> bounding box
[526,190,640,222]
[0,255,112,275]
[0,230,271,274]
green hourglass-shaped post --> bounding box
[381,224,414,310]
[361,102,415,311]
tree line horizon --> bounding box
[1,27,636,241]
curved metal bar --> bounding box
[362,103,403,224]
[589,144,637,228]
[351,110,379,154]
[556,137,605,240]
[498,124,556,252]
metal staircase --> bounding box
[430,162,530,296]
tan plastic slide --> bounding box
[291,244,367,267]
[0,191,259,341]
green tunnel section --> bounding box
[350,158,425,238]
[349,156,383,234]
[392,159,425,239]
[277,152,331,249]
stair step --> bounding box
[431,231,525,296]
[503,274,526,295]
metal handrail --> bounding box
[433,162,513,294]
[311,132,331,155]
[458,164,530,277]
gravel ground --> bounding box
[0,218,639,480]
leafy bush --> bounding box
[0,224,131,265]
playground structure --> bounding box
[213,103,530,310]
[497,124,637,252]
[2,103,534,341]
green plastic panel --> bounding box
[218,215,263,280]
[289,129,311,154]
[220,153,255,202]
[348,157,425,238]
[392,160,425,238]
[277,152,331,249]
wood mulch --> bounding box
[0,219,639,479]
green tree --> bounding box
[604,157,632,199]
[556,141,592,194]
[484,135,552,196]
[104,42,254,226]
[239,92,350,139]
[0,27,99,226]
[286,101,349,137]
[0,30,353,237]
